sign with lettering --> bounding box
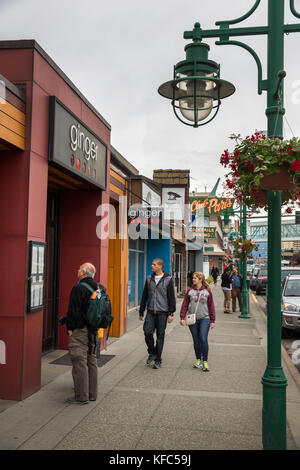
[189,197,235,216]
[189,227,216,238]
[49,97,107,189]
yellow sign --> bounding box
[189,227,216,238]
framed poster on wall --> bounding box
[27,241,46,312]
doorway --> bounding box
[43,189,61,353]
[175,252,183,294]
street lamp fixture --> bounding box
[158,0,300,450]
[158,22,235,127]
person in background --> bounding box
[65,262,103,404]
[221,266,233,314]
[231,267,243,313]
[210,265,220,284]
[139,258,176,369]
[180,272,215,372]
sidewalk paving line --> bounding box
[114,386,262,401]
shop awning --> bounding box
[204,249,226,257]
[187,240,203,251]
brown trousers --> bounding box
[68,327,98,401]
[232,287,242,312]
[222,289,231,311]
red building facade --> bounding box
[0,41,111,400]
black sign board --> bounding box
[49,97,107,189]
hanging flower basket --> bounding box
[260,166,298,191]
[220,132,300,213]
[230,237,258,260]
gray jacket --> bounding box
[139,272,176,316]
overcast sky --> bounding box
[1,0,300,193]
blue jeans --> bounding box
[189,318,211,362]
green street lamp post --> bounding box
[158,0,300,450]
[226,204,251,317]
[239,204,251,319]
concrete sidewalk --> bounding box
[0,283,300,450]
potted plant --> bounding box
[220,131,300,213]
[230,237,258,259]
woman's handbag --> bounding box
[185,293,201,326]
[185,312,196,326]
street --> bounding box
[250,290,300,374]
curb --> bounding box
[251,291,300,393]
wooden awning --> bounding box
[0,74,26,150]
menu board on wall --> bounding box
[27,241,46,312]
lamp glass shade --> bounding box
[177,72,215,122]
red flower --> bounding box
[220,150,230,166]
[226,179,234,189]
[244,162,255,171]
[286,207,293,214]
[291,160,300,172]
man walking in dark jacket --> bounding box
[65,262,104,404]
[139,258,176,369]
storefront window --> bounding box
[128,240,146,308]
[128,251,137,308]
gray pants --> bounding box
[232,287,242,312]
[68,327,98,401]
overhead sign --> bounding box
[189,197,234,216]
[189,227,216,238]
[142,183,161,207]
[49,97,107,189]
[162,187,185,220]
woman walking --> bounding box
[221,266,233,314]
[180,272,215,371]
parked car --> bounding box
[255,268,268,295]
[250,264,267,290]
[247,264,253,275]
[280,266,300,281]
[281,274,300,337]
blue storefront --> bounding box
[127,176,172,309]
[128,237,172,309]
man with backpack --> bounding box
[139,258,176,369]
[65,262,106,405]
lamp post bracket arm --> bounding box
[215,39,266,95]
[200,26,268,39]
[284,23,300,33]
[215,0,261,26]
[290,0,300,19]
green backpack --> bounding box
[81,282,114,332]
